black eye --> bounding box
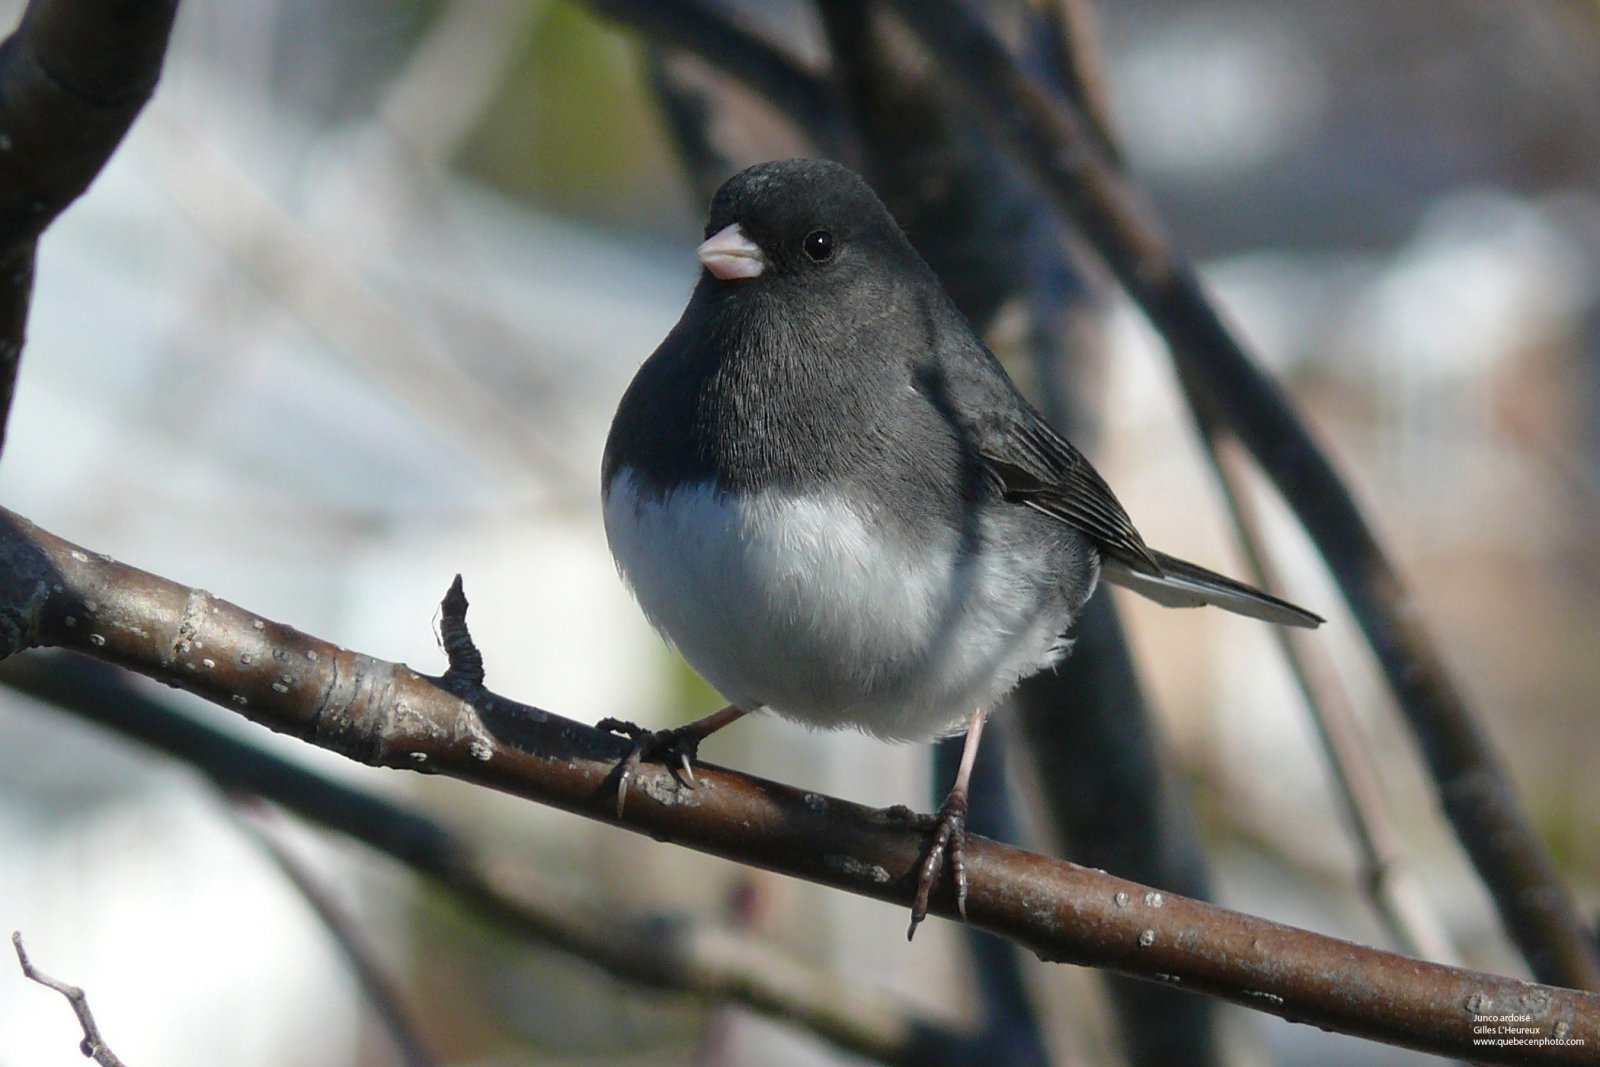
[803,229,835,262]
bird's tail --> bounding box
[1100,548,1323,628]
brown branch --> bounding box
[0,0,178,452]
[1,510,1597,1062]
[12,932,129,1067]
[882,0,1600,993]
[0,652,964,1067]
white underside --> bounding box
[603,469,1076,742]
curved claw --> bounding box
[599,719,706,819]
[906,794,969,940]
[614,745,645,818]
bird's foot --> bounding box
[907,789,970,940]
[597,717,705,818]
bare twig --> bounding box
[229,801,440,1067]
[0,652,976,1067]
[882,0,1600,992]
[1,511,1596,1062]
[0,0,178,452]
[12,932,129,1067]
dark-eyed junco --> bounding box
[601,159,1320,935]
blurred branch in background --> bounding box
[228,799,440,1067]
[589,0,840,151]
[879,0,1600,991]
[1032,0,1456,967]
[0,0,178,451]
[1204,430,1458,963]
[4,1,1600,1065]
[138,112,568,499]
[2,510,1597,1064]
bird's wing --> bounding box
[915,321,1157,569]
[978,418,1163,574]
[982,418,1323,627]
[926,332,1324,628]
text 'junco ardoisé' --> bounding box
[601,158,1321,936]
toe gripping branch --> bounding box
[597,718,707,817]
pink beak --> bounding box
[696,223,765,281]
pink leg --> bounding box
[599,704,750,817]
[909,708,988,938]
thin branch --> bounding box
[228,800,440,1067]
[882,0,1600,992]
[1,511,1597,1063]
[12,932,129,1067]
[586,0,841,150]
[1034,0,1453,967]
[646,49,740,205]
[0,652,973,1067]
[0,0,179,452]
[1206,431,1458,964]
[1037,0,1122,166]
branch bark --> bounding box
[1,508,1596,1064]
[1,652,966,1067]
[882,0,1600,993]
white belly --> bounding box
[603,469,1075,741]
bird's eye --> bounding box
[803,229,835,263]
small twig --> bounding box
[228,800,439,1067]
[437,574,484,688]
[12,932,129,1067]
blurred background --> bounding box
[2,1,1598,1065]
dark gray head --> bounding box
[694,159,934,296]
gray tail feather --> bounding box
[1100,548,1323,628]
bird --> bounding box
[600,158,1321,936]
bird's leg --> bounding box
[598,704,749,817]
[908,708,988,939]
